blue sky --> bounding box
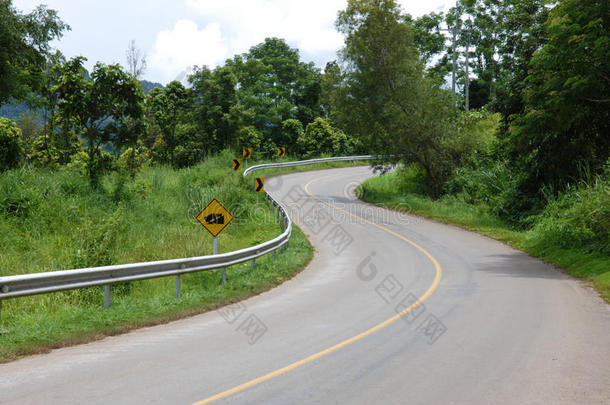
[14,0,452,84]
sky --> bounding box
[13,0,452,84]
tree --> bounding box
[320,61,343,119]
[124,39,147,176]
[0,117,24,171]
[297,117,356,158]
[125,39,147,79]
[227,38,322,149]
[189,65,241,153]
[281,119,304,153]
[507,0,610,196]
[405,11,450,84]
[0,0,69,105]
[146,81,191,166]
[335,0,459,197]
[55,57,144,185]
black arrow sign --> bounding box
[232,159,241,170]
[255,177,264,192]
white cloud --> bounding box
[185,0,345,56]
[149,0,451,82]
[150,19,228,82]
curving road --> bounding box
[1,167,609,404]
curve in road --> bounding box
[1,166,609,405]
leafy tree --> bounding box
[507,0,610,198]
[173,122,205,168]
[0,0,69,105]
[297,117,356,159]
[146,81,191,166]
[281,119,304,152]
[489,0,551,123]
[405,12,450,84]
[189,65,241,152]
[227,38,322,149]
[236,126,262,152]
[335,0,459,197]
[55,57,144,185]
[320,61,343,119]
[0,117,24,170]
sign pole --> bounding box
[213,237,226,284]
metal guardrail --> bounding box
[244,155,375,176]
[0,155,375,325]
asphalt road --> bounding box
[1,167,609,404]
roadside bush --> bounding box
[237,126,262,152]
[529,163,610,254]
[298,117,356,158]
[0,118,24,171]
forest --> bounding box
[0,0,608,251]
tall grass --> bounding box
[0,150,314,361]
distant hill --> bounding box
[0,80,165,122]
[0,103,32,121]
[140,80,164,94]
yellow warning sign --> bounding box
[195,198,234,237]
[232,158,241,171]
[277,147,286,158]
[243,148,252,159]
[255,177,264,193]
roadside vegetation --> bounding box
[1,0,607,359]
[0,152,317,362]
[359,145,609,302]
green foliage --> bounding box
[281,119,304,151]
[227,38,322,149]
[506,0,610,199]
[71,203,126,268]
[0,156,315,358]
[298,117,356,158]
[237,125,262,152]
[0,1,69,105]
[334,0,460,197]
[530,163,610,255]
[145,82,192,166]
[360,169,610,301]
[0,117,24,170]
[189,66,241,153]
[404,11,449,83]
[55,57,144,185]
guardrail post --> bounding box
[221,268,226,284]
[104,285,111,308]
[251,258,255,272]
[175,275,181,298]
[272,250,276,259]
[0,299,3,332]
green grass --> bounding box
[359,171,610,302]
[0,151,316,362]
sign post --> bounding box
[196,198,234,284]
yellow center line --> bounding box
[193,173,443,405]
